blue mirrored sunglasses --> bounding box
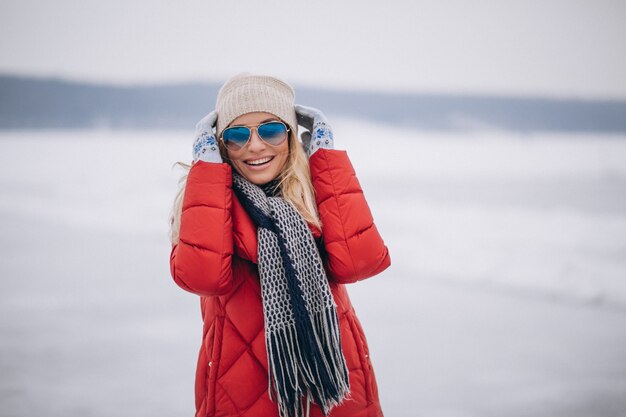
[221,121,290,151]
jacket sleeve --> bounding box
[309,149,391,284]
[169,161,234,296]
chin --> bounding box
[245,172,278,185]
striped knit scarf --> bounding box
[232,172,350,417]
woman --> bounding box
[169,73,391,417]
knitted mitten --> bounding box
[192,111,222,164]
[295,104,334,157]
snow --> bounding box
[0,125,625,416]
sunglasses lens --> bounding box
[222,126,250,150]
[258,122,288,145]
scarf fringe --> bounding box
[267,307,351,417]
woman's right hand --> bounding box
[192,111,223,164]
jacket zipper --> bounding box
[347,314,374,404]
[206,314,225,417]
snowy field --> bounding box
[1,122,625,417]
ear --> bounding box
[218,139,230,162]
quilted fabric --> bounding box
[170,149,391,417]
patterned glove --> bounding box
[192,110,222,164]
[295,104,334,157]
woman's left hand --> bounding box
[295,104,334,157]
[192,110,222,164]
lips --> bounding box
[244,156,274,166]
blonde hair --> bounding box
[168,130,320,245]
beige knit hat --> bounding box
[215,73,298,140]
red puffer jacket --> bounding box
[170,149,391,417]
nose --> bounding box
[246,127,266,152]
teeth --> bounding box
[246,156,272,165]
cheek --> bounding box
[226,150,243,170]
[275,145,290,171]
[231,160,246,176]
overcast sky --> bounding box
[1,0,625,98]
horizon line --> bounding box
[2,72,625,104]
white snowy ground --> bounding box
[0,122,625,417]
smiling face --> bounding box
[223,111,290,185]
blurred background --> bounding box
[1,1,625,416]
